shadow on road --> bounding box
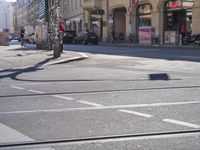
[0,57,54,80]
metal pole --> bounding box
[107,0,110,42]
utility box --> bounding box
[0,28,9,46]
[139,26,155,45]
[36,25,48,49]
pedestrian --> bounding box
[20,26,25,47]
[180,23,186,37]
[179,23,186,45]
[111,29,116,44]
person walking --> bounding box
[20,26,25,47]
[111,29,116,44]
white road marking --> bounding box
[10,86,25,90]
[1,101,200,115]
[163,119,200,129]
[28,90,45,94]
[118,109,153,118]
[52,95,74,100]
[78,100,104,107]
[0,123,34,143]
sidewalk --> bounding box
[99,42,200,49]
[0,44,88,70]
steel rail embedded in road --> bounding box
[0,130,200,149]
[1,85,200,99]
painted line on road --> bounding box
[163,119,200,129]
[28,90,45,94]
[1,101,200,115]
[0,123,34,144]
[118,109,153,118]
[10,86,25,90]
[52,95,74,101]
[78,100,104,107]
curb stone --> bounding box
[43,52,88,66]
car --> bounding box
[118,32,125,40]
[9,34,12,41]
[63,30,76,44]
[27,32,36,44]
[73,32,99,45]
[13,36,19,41]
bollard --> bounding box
[179,34,182,46]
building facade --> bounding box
[60,0,84,34]
[0,0,14,33]
[16,0,39,31]
[83,0,200,44]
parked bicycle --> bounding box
[182,32,200,46]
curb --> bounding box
[99,43,200,50]
[43,52,88,66]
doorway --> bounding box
[163,0,193,44]
[113,7,126,41]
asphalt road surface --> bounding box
[0,43,200,149]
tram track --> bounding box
[1,129,200,149]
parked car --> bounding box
[13,36,19,40]
[9,34,12,41]
[27,33,36,44]
[118,32,125,40]
[63,30,76,44]
[73,32,99,45]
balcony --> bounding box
[83,0,101,9]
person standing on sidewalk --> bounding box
[179,23,186,45]
[20,26,25,47]
[111,28,116,44]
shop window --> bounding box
[163,0,194,44]
[137,3,152,27]
[78,20,82,33]
[164,0,193,32]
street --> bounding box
[0,42,200,149]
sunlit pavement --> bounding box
[0,43,200,149]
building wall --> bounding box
[60,0,84,33]
[83,0,199,44]
[192,0,200,33]
[16,0,39,31]
[0,0,12,31]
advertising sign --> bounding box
[139,26,154,44]
[164,31,177,44]
[0,28,9,46]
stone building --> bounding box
[0,0,14,33]
[83,0,200,44]
[60,0,84,34]
[16,0,39,31]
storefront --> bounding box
[136,3,153,44]
[90,9,104,41]
[163,0,193,44]
[82,0,199,44]
[65,17,84,34]
[113,7,127,41]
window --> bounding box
[137,3,152,27]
